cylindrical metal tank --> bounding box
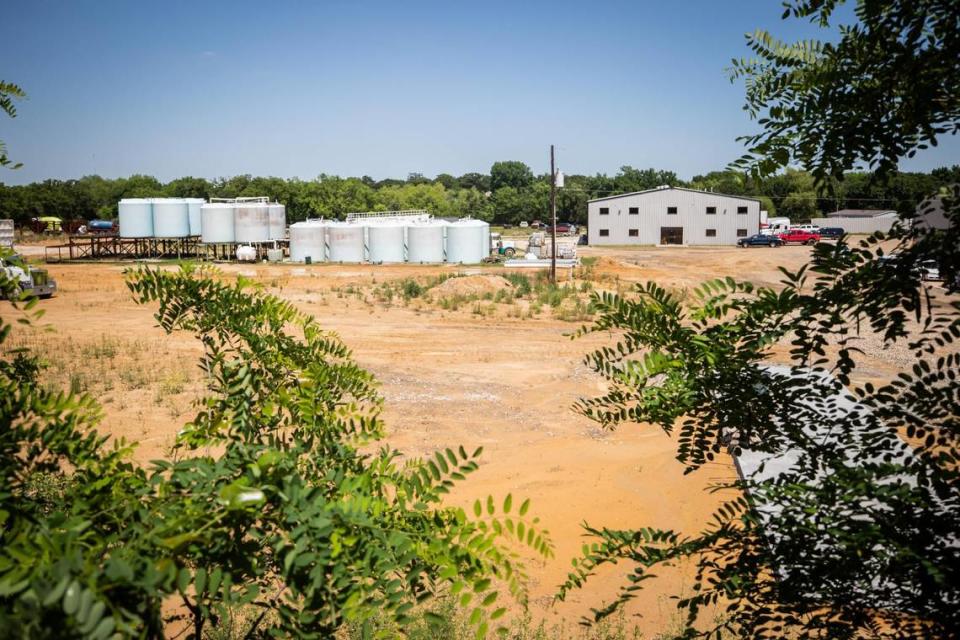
[445,219,489,263]
[406,221,446,263]
[289,221,327,263]
[234,203,270,243]
[152,198,191,238]
[200,203,236,243]
[367,221,405,263]
[185,198,204,236]
[268,203,286,240]
[118,198,154,238]
[326,222,365,262]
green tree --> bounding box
[458,172,490,193]
[729,0,960,183]
[0,265,553,637]
[614,166,681,193]
[561,1,960,637]
[490,161,533,192]
[0,80,25,169]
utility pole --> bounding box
[550,144,557,283]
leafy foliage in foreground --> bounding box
[558,195,960,638]
[0,265,552,638]
[728,0,960,183]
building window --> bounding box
[599,229,610,237]
[628,229,639,237]
[667,206,678,215]
[629,207,639,215]
[737,229,748,237]
[705,229,717,237]
[706,206,717,215]
[599,207,609,215]
[737,206,748,214]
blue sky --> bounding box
[1,0,957,185]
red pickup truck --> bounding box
[779,229,821,245]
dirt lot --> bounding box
[2,243,948,635]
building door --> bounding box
[660,227,683,245]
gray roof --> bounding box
[828,209,898,218]
[588,186,762,205]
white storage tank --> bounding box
[289,221,327,263]
[235,203,270,243]
[445,219,489,263]
[367,221,405,263]
[200,203,236,243]
[118,198,154,238]
[268,203,286,240]
[327,222,365,262]
[185,198,204,236]
[152,198,191,238]
[406,220,446,263]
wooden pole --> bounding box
[550,144,557,283]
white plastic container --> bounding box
[406,221,446,263]
[268,204,286,240]
[367,221,405,263]
[235,203,270,243]
[152,198,191,238]
[289,221,327,263]
[185,198,205,236]
[200,203,236,243]
[326,222,365,262]
[118,198,154,238]
[445,219,488,263]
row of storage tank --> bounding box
[118,198,286,243]
[290,219,491,264]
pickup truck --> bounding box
[779,230,821,245]
[1,254,57,299]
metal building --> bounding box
[811,209,899,234]
[587,186,761,246]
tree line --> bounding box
[2,162,957,228]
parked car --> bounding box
[920,259,942,281]
[779,229,821,245]
[738,234,784,248]
[788,224,821,233]
[519,221,529,228]
[545,223,577,235]
[818,227,844,239]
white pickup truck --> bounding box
[1,254,57,299]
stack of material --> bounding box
[0,219,13,249]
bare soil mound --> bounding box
[431,274,513,297]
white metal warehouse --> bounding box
[587,186,761,246]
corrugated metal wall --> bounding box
[587,188,760,245]
[811,214,898,234]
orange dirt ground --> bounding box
[2,243,950,635]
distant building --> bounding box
[587,186,761,246]
[811,209,899,234]
[914,185,958,231]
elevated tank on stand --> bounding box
[200,203,236,243]
[289,221,327,263]
[152,198,191,238]
[268,203,286,240]
[118,198,154,238]
[185,198,204,236]
[234,203,270,243]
